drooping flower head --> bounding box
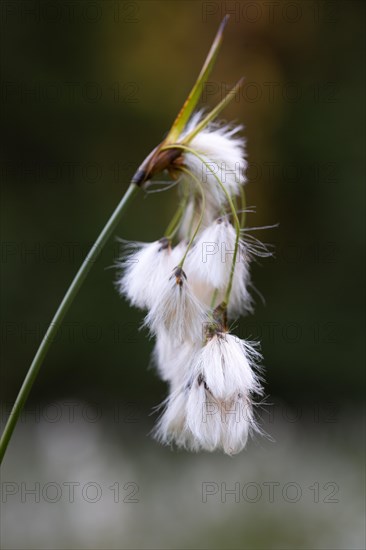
[117,238,175,310]
[154,326,263,455]
[116,15,272,454]
[145,266,208,344]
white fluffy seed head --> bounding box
[154,332,263,455]
[153,388,189,445]
[153,386,200,452]
[117,239,176,310]
[186,381,221,451]
[186,379,256,455]
[192,333,263,401]
[185,218,237,292]
[144,266,208,344]
[183,219,255,315]
[181,114,247,210]
[220,394,259,455]
[152,328,200,390]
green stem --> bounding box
[210,288,219,309]
[175,165,206,267]
[239,184,246,228]
[0,183,140,464]
[186,196,197,240]
[164,183,189,240]
[164,144,241,306]
[164,202,184,240]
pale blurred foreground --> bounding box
[1,402,364,550]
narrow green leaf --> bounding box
[181,77,244,144]
[165,15,230,144]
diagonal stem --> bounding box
[0,182,140,463]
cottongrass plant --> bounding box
[0,16,271,461]
[116,20,271,455]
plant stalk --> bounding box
[164,144,242,307]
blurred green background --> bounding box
[1,1,365,549]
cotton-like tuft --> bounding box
[181,114,247,209]
[185,217,237,290]
[144,266,208,344]
[191,332,263,400]
[152,329,200,390]
[117,239,176,310]
[154,333,263,455]
[153,384,200,452]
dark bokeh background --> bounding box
[1,1,365,549]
